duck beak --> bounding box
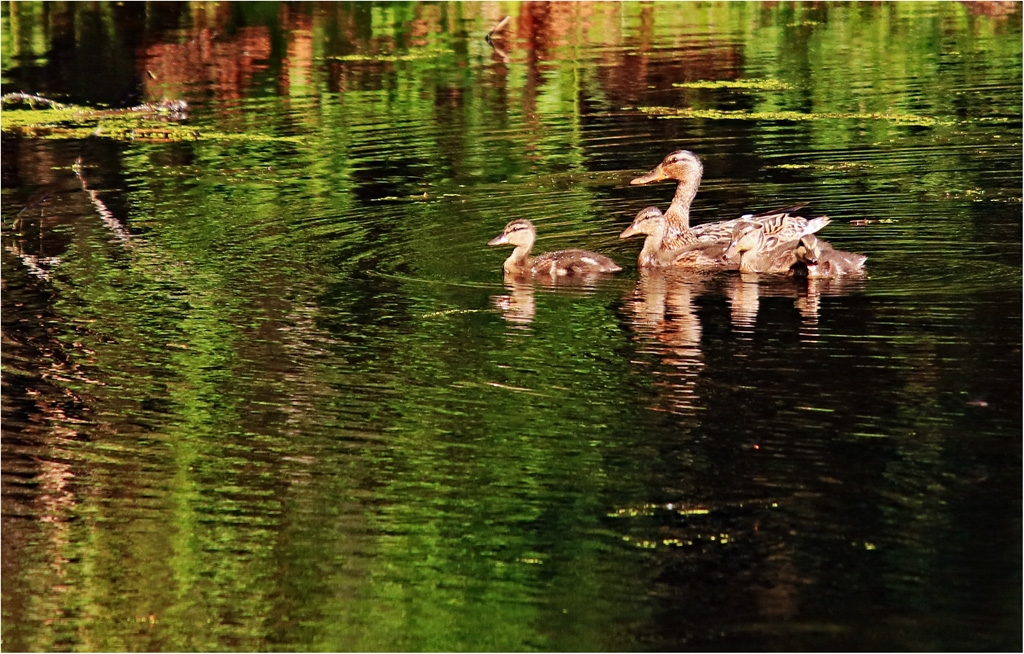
[630,165,667,185]
[619,224,638,239]
[487,233,509,246]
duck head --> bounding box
[724,221,765,260]
[619,206,667,239]
[488,219,537,249]
[795,233,822,265]
[630,150,704,186]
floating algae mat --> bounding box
[1,94,302,143]
[327,48,453,62]
[672,78,793,90]
[631,104,947,127]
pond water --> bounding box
[2,2,1021,651]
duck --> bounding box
[487,219,622,277]
[724,215,831,274]
[630,150,715,247]
[791,233,868,278]
[618,206,725,268]
[630,149,823,264]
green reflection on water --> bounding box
[2,1,1021,652]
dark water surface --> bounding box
[2,2,1021,651]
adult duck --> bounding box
[630,150,819,258]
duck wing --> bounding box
[689,204,820,245]
[532,249,622,276]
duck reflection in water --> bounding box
[490,281,536,326]
[627,264,867,350]
[625,268,810,349]
[624,269,707,413]
[728,272,867,337]
[490,274,619,326]
[628,269,706,364]
[620,266,869,414]
[727,275,761,335]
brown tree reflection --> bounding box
[138,5,272,106]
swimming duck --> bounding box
[618,206,724,267]
[724,215,832,274]
[630,150,818,255]
[488,219,622,277]
[630,150,705,247]
[724,216,827,274]
[792,233,868,278]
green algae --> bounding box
[1,106,304,144]
[771,162,875,171]
[672,78,793,90]
[632,105,947,127]
[327,49,451,62]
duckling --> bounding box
[724,215,831,274]
[618,206,724,268]
[749,213,831,252]
[792,233,867,278]
[487,219,622,277]
[630,149,820,254]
